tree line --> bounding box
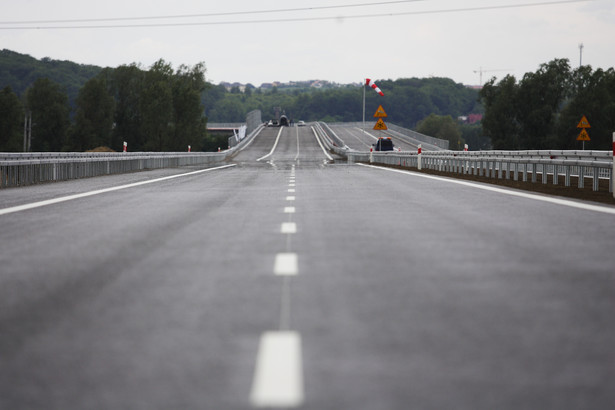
[3,49,613,152]
[205,77,481,126]
[1,59,210,152]
[480,58,615,150]
[202,76,487,150]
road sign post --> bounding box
[576,115,591,150]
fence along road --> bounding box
[1,124,615,409]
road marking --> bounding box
[286,196,296,201]
[359,163,615,215]
[288,188,295,193]
[310,126,334,160]
[294,126,301,161]
[257,127,285,161]
[289,183,295,187]
[274,253,298,276]
[250,331,304,408]
[0,164,237,216]
[284,207,295,213]
[281,222,297,234]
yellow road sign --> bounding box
[373,105,388,118]
[577,115,591,128]
[577,129,591,141]
[373,118,388,130]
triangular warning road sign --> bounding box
[373,118,388,130]
[577,129,591,141]
[577,115,591,129]
[373,105,388,118]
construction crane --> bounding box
[473,67,512,86]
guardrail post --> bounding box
[417,145,422,170]
[578,166,585,188]
[612,132,614,197]
[553,164,559,185]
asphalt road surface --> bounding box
[1,124,615,409]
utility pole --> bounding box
[579,43,584,67]
[23,111,32,152]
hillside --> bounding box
[0,49,102,105]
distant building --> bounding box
[459,114,483,124]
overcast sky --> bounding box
[1,0,613,86]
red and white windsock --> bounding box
[365,78,384,96]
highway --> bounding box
[1,124,615,409]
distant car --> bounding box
[297,120,306,127]
[267,120,278,127]
[373,137,394,151]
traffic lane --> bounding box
[331,125,376,150]
[299,126,338,163]
[0,165,224,211]
[232,126,281,162]
[0,166,292,409]
[264,126,337,166]
[290,165,615,409]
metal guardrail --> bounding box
[0,152,228,188]
[346,150,614,193]
[1,111,266,189]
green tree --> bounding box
[0,86,24,151]
[416,114,463,150]
[171,62,208,151]
[515,59,571,149]
[557,67,615,150]
[109,65,145,151]
[25,78,70,151]
[480,75,521,149]
[141,60,174,151]
[69,75,115,150]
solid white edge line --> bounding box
[310,126,334,161]
[0,164,237,216]
[250,331,304,408]
[257,127,285,161]
[358,163,615,215]
[274,252,298,276]
[294,125,300,161]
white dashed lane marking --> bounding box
[250,331,304,408]
[273,253,298,276]
[281,222,297,234]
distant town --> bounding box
[219,80,364,92]
[218,79,481,93]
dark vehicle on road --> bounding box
[373,137,394,151]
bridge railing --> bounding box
[346,150,614,193]
[0,152,228,188]
[1,111,266,189]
